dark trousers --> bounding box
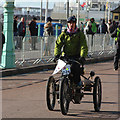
[114,42,120,69]
[69,62,81,84]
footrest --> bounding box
[84,85,92,91]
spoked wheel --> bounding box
[93,76,102,112]
[46,76,56,111]
[59,77,70,115]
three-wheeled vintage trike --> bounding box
[46,57,102,115]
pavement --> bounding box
[1,55,114,77]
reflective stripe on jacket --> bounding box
[115,28,120,41]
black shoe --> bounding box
[114,65,118,70]
[114,66,118,71]
[114,62,118,71]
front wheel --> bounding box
[46,76,56,111]
[93,76,102,112]
[59,77,70,115]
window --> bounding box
[92,4,98,8]
[114,16,118,20]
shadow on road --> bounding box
[67,109,119,118]
[81,100,117,104]
[52,100,119,118]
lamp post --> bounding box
[0,0,15,69]
[87,5,90,22]
[40,0,42,22]
[27,7,30,25]
[66,0,69,19]
[77,0,80,28]
[45,0,48,23]
[105,2,108,23]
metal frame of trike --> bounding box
[46,60,102,114]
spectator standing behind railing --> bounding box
[28,17,38,50]
[13,16,18,49]
[86,18,97,35]
[43,17,53,56]
[107,19,113,46]
[109,21,118,34]
[111,23,120,71]
[98,19,108,34]
[13,16,18,36]
[98,19,108,45]
[107,19,112,33]
[17,17,26,49]
[85,18,97,47]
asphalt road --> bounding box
[1,60,120,119]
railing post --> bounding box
[56,24,58,39]
[40,37,43,59]
[38,24,41,37]
[22,37,25,63]
[102,34,105,51]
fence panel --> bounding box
[14,34,115,66]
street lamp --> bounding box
[27,7,30,15]
[27,7,30,24]
[1,0,15,68]
[70,7,73,16]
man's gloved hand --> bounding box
[53,55,60,63]
[79,57,85,65]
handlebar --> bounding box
[59,56,81,65]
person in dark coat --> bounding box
[17,17,26,49]
[111,24,120,70]
[13,16,18,49]
[13,16,18,36]
[109,21,117,34]
[29,17,38,50]
[99,19,108,34]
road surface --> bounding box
[1,61,119,119]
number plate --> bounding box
[62,64,71,75]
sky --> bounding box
[0,0,85,8]
[1,0,119,8]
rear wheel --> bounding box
[59,77,70,115]
[93,76,102,112]
[46,76,56,111]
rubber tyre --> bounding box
[46,76,56,111]
[93,76,102,112]
[59,77,70,115]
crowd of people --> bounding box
[13,16,37,50]
[82,18,119,35]
[0,15,119,70]
[13,16,54,52]
[83,17,119,70]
